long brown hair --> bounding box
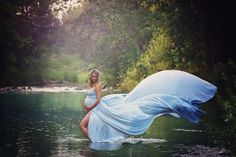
[88,69,100,87]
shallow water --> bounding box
[0,93,232,156]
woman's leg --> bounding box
[80,112,91,139]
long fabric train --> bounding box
[84,70,217,144]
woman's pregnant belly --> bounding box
[84,96,96,107]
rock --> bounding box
[75,87,83,90]
[102,85,107,89]
[27,86,32,90]
[173,145,232,157]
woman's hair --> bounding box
[88,69,100,87]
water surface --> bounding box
[0,92,232,156]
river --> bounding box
[0,92,232,156]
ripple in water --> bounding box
[122,137,167,144]
[172,128,206,133]
[55,136,167,151]
[56,136,89,143]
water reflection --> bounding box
[52,135,168,156]
[89,137,167,151]
[51,136,89,157]
[89,142,122,151]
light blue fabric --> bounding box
[84,88,96,107]
[84,70,217,144]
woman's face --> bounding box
[91,72,98,84]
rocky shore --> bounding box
[0,81,114,94]
[0,86,86,94]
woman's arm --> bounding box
[86,83,102,112]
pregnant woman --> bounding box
[80,69,217,146]
[80,69,102,139]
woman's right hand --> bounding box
[82,102,87,109]
[83,102,91,113]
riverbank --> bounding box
[0,86,84,94]
[0,85,115,94]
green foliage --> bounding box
[50,0,156,87]
[207,122,236,154]
[77,72,88,84]
[37,53,87,84]
[0,0,159,87]
[118,3,236,153]
[120,29,173,91]
[119,1,199,89]
[210,59,236,122]
[0,52,89,86]
[200,59,236,153]
[119,12,204,91]
[63,71,78,83]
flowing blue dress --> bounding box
[84,70,217,146]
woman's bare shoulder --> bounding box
[94,83,102,89]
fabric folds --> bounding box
[84,70,217,143]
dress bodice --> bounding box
[84,88,96,107]
[86,88,96,98]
